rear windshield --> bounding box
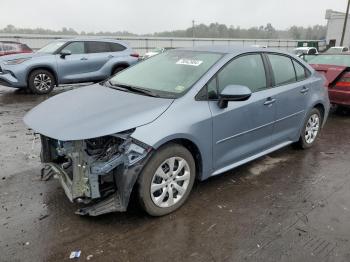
[109,50,223,98]
[307,55,350,67]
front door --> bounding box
[56,41,93,83]
[208,53,276,173]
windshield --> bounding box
[37,41,66,54]
[307,55,350,66]
[109,50,223,98]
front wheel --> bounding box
[296,108,322,149]
[138,144,195,216]
[28,69,55,94]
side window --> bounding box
[86,41,111,53]
[110,43,126,52]
[268,54,296,86]
[207,77,218,99]
[293,60,307,81]
[217,54,267,93]
[61,42,85,54]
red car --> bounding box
[307,54,350,109]
[0,41,33,57]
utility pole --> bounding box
[340,0,350,46]
[192,20,195,38]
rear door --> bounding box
[265,53,311,144]
[56,41,92,83]
[208,53,276,173]
[85,41,112,79]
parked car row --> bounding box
[24,46,330,216]
[0,39,139,94]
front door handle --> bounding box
[80,57,88,61]
[264,97,276,106]
[300,86,309,94]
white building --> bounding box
[325,9,350,47]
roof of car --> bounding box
[51,38,129,46]
[54,38,124,42]
[177,45,289,55]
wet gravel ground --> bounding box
[0,85,350,262]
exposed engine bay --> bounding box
[40,130,152,216]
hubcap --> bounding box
[150,157,191,208]
[33,73,52,91]
[305,113,320,144]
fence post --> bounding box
[145,38,149,52]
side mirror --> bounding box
[218,85,252,109]
[60,50,71,58]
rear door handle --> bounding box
[264,97,276,106]
[80,57,88,61]
[300,86,309,94]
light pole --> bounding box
[192,20,195,38]
[340,0,350,46]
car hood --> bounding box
[23,84,174,141]
[0,52,47,62]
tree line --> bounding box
[0,23,326,40]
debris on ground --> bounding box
[207,223,217,232]
[69,250,81,259]
[38,214,49,221]
[295,227,307,233]
[86,254,93,260]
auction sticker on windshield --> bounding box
[176,58,203,66]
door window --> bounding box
[218,54,267,93]
[110,43,126,52]
[61,42,85,54]
[293,60,307,81]
[268,54,296,86]
[86,41,111,53]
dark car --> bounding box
[0,41,32,57]
[305,54,350,109]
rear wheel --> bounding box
[138,144,195,216]
[28,69,55,94]
[296,108,321,149]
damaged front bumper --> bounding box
[40,131,152,216]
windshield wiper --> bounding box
[108,82,160,97]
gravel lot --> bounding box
[0,85,350,262]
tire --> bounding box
[138,144,196,216]
[28,69,55,94]
[296,108,322,149]
[112,66,126,76]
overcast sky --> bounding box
[0,0,347,34]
